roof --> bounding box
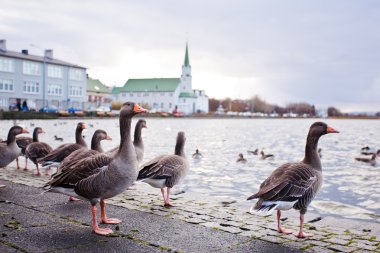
[184,43,190,67]
[87,78,111,94]
[0,50,86,69]
[113,78,180,93]
[179,92,197,98]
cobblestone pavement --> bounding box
[1,165,379,252]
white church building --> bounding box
[112,43,209,115]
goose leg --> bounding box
[35,164,41,176]
[164,187,173,207]
[24,157,28,171]
[277,210,293,234]
[91,205,113,235]
[0,185,6,188]
[69,196,80,201]
[161,188,166,205]
[294,213,313,238]
[16,157,20,170]
[45,166,50,176]
[100,200,121,224]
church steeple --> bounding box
[184,42,190,67]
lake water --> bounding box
[1,118,379,222]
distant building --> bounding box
[0,39,87,111]
[87,77,112,109]
[112,43,209,114]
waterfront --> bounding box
[1,118,379,222]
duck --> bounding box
[192,148,203,159]
[361,149,380,156]
[137,132,189,207]
[247,148,259,155]
[44,102,146,235]
[355,154,377,166]
[25,133,53,176]
[236,153,247,163]
[16,127,45,171]
[0,126,29,168]
[260,150,274,160]
[38,122,87,169]
[247,122,339,238]
[54,135,64,142]
[107,119,147,165]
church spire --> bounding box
[184,42,190,67]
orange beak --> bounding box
[326,126,339,133]
[133,104,147,113]
[106,135,112,140]
[22,128,29,134]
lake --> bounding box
[1,117,379,222]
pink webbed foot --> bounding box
[69,196,80,201]
[278,227,294,234]
[93,226,114,235]
[164,202,174,208]
[23,168,28,172]
[35,172,41,176]
[0,184,6,188]
[101,218,122,224]
[294,231,313,238]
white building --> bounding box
[0,39,87,111]
[112,43,209,114]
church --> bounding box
[112,43,209,115]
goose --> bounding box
[361,149,380,156]
[44,102,146,235]
[0,126,29,168]
[260,151,274,160]
[55,129,112,201]
[192,148,203,159]
[247,122,339,238]
[236,153,247,163]
[248,148,259,155]
[355,154,377,166]
[54,135,64,142]
[16,127,46,171]
[25,135,53,176]
[107,119,147,165]
[137,132,189,207]
[38,122,87,169]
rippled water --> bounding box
[1,118,379,222]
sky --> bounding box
[1,0,380,112]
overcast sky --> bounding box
[1,0,380,112]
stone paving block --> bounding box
[348,242,378,251]
[218,225,243,234]
[306,246,336,253]
[326,237,350,245]
[328,244,356,252]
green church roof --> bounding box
[184,43,190,67]
[87,78,111,93]
[113,78,180,93]
[179,92,197,98]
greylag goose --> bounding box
[361,149,380,156]
[192,148,203,159]
[248,148,259,155]
[355,154,377,166]
[25,136,53,176]
[247,122,339,238]
[45,102,146,235]
[38,122,87,168]
[55,129,112,201]
[0,126,29,168]
[137,132,189,207]
[260,150,274,160]
[16,127,45,171]
[236,153,247,163]
[107,119,147,165]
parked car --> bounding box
[67,107,83,114]
[39,106,58,113]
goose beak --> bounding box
[22,128,29,133]
[106,135,112,140]
[82,124,87,129]
[326,126,339,133]
[133,104,147,113]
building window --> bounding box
[169,102,172,108]
[137,93,141,97]
[23,61,40,75]
[48,65,63,78]
[47,84,63,96]
[183,98,186,102]
[169,93,173,97]
[69,68,84,81]
[69,86,82,97]
[121,93,126,97]
[23,81,40,94]
[143,93,149,97]
[160,93,165,96]
[0,57,14,72]
[0,79,14,92]
[161,102,164,108]
[130,93,134,97]
[88,95,92,102]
